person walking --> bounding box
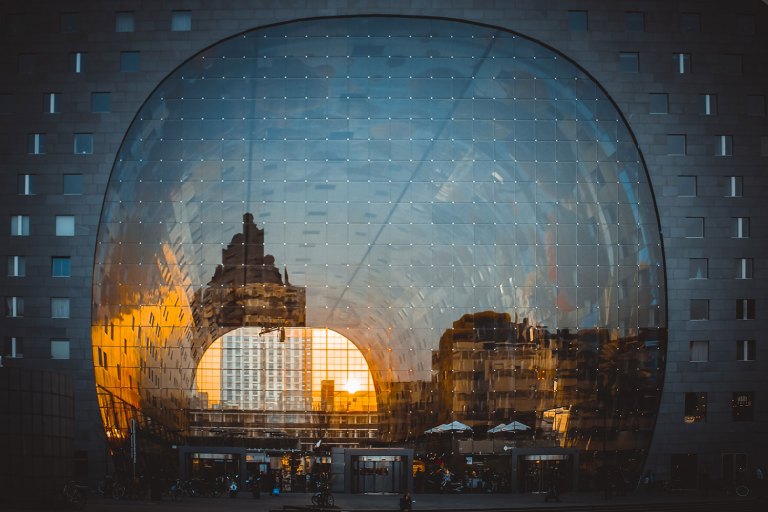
[399,492,413,511]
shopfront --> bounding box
[509,447,578,493]
[331,448,413,494]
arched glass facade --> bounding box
[92,16,666,482]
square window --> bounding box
[700,94,717,115]
[726,176,743,197]
[27,133,45,154]
[7,256,26,277]
[3,336,23,358]
[689,340,709,362]
[747,95,766,116]
[736,299,755,320]
[55,216,75,236]
[51,256,71,277]
[683,217,704,238]
[649,93,668,114]
[115,12,135,32]
[667,134,686,155]
[10,215,29,236]
[568,10,588,31]
[736,340,756,361]
[625,11,645,32]
[171,10,192,31]
[5,297,24,317]
[619,52,639,72]
[690,299,709,320]
[17,174,35,195]
[674,53,692,74]
[74,133,93,154]
[732,392,754,422]
[684,392,707,423]
[736,258,753,279]
[715,135,733,156]
[689,258,708,279]
[43,92,61,114]
[50,339,70,359]
[51,297,70,318]
[120,51,140,72]
[677,175,696,196]
[60,12,77,33]
[680,12,700,32]
[63,174,83,195]
[733,217,749,238]
[68,52,86,73]
[91,92,111,113]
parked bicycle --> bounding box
[61,481,88,510]
[311,488,334,508]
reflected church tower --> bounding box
[196,213,306,332]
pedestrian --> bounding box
[544,479,560,502]
[399,492,413,511]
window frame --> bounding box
[51,256,72,277]
[55,215,75,236]
[736,339,756,361]
[10,215,30,236]
[7,255,26,277]
[51,297,71,318]
[689,340,709,362]
[50,339,71,360]
[684,392,707,423]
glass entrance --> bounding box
[722,453,748,486]
[518,455,572,493]
[351,455,406,494]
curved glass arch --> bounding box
[92,16,666,482]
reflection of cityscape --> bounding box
[381,311,665,479]
[191,327,378,451]
[90,208,665,490]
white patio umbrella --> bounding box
[424,420,473,434]
[500,420,530,432]
[487,423,507,434]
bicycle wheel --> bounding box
[325,494,334,507]
[112,483,126,499]
[735,484,750,497]
[311,493,320,505]
[71,488,88,510]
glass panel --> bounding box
[56,216,75,236]
[51,340,70,359]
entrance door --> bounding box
[351,456,405,493]
[518,455,571,493]
[722,453,748,485]
[670,454,698,489]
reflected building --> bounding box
[431,311,664,477]
[1,1,766,500]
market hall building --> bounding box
[1,0,767,501]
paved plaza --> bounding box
[2,489,758,512]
